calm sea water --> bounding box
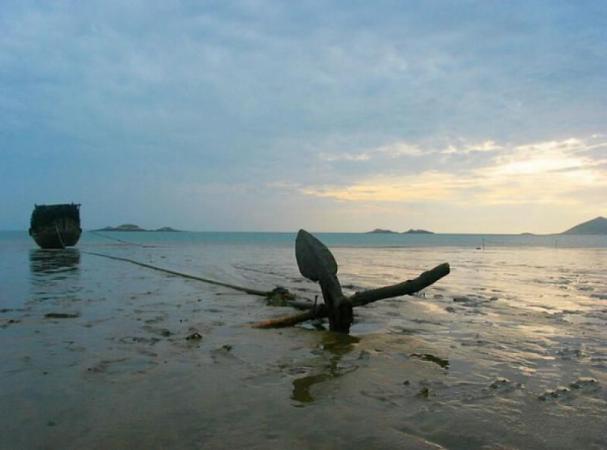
[5,229,607,248]
[1,231,606,449]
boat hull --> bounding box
[29,214,82,249]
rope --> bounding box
[83,250,269,296]
[89,230,155,248]
[55,223,66,249]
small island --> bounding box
[402,229,434,234]
[155,226,180,232]
[366,228,434,234]
[96,224,180,232]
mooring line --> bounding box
[83,250,268,296]
[54,223,66,249]
[89,231,156,248]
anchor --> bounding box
[253,229,450,333]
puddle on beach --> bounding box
[0,237,606,449]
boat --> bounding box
[29,203,82,249]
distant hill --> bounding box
[562,217,607,235]
[367,228,398,234]
[366,228,434,234]
[97,224,146,232]
[96,224,180,232]
[402,229,434,234]
[155,226,180,232]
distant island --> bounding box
[155,226,180,232]
[561,216,607,235]
[366,228,434,234]
[96,224,180,232]
[402,229,434,234]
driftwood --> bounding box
[253,230,450,332]
[253,261,450,329]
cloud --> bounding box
[301,171,465,202]
[318,139,504,165]
[0,1,606,231]
[319,141,423,162]
[319,152,371,162]
[301,136,607,208]
[441,140,501,155]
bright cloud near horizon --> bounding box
[1,1,606,233]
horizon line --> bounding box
[0,228,587,236]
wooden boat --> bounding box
[29,203,82,249]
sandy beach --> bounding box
[0,231,606,449]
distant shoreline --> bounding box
[94,224,180,232]
[2,230,607,236]
[367,228,435,235]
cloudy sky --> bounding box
[1,1,606,232]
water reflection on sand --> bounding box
[0,239,605,449]
[29,249,81,302]
[30,248,81,275]
[291,333,360,404]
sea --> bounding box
[1,230,606,449]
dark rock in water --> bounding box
[538,377,601,401]
[562,216,607,235]
[266,286,295,306]
[417,387,430,398]
[569,377,599,390]
[185,331,203,340]
[538,386,571,401]
[537,377,600,401]
[410,353,449,369]
[489,377,522,392]
[490,378,511,389]
[1,318,21,329]
[45,313,79,319]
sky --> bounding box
[1,0,606,233]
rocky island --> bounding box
[96,224,180,232]
[155,226,180,232]
[366,228,434,234]
[562,216,607,235]
[402,229,434,234]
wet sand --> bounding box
[1,234,606,449]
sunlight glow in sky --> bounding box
[1,1,606,232]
